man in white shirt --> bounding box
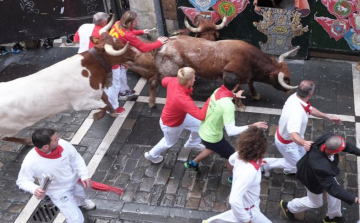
[17,129,96,223]
[263,80,341,176]
[73,12,109,54]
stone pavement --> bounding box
[0,46,359,223]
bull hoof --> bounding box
[235,105,246,112]
[252,94,261,100]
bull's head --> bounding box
[90,15,137,65]
[184,15,227,41]
[273,47,300,92]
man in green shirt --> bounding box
[185,72,268,182]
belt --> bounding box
[245,205,255,211]
[276,127,293,144]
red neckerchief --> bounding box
[250,159,263,170]
[321,136,346,154]
[35,146,64,159]
[301,101,311,115]
[215,85,234,101]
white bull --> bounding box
[0,17,136,144]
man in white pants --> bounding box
[280,133,360,223]
[16,129,96,223]
[144,67,210,163]
[203,127,271,223]
[263,80,341,176]
[73,12,128,115]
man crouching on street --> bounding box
[280,132,360,223]
[17,128,96,223]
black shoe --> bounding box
[43,38,53,49]
[280,200,295,220]
[323,216,346,223]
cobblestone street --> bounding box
[0,47,359,223]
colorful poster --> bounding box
[343,28,360,50]
[348,13,360,33]
[188,0,218,12]
[320,0,357,19]
[212,0,250,25]
[179,6,221,24]
[314,14,350,41]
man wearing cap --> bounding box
[280,132,360,223]
[263,80,341,176]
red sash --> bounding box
[276,127,293,144]
[78,180,123,196]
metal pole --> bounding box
[153,0,166,36]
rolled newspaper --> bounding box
[40,174,54,191]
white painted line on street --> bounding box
[133,77,148,95]
[353,64,360,220]
[352,64,360,117]
[14,196,41,223]
[70,110,99,145]
[136,96,355,122]
[53,101,135,223]
[356,122,360,221]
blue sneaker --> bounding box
[184,160,199,171]
[12,43,23,54]
[12,49,22,54]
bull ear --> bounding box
[90,36,100,45]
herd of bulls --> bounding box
[0,15,299,144]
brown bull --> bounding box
[125,16,227,80]
[183,15,227,41]
[150,35,299,110]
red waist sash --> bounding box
[276,127,293,144]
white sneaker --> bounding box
[81,199,96,210]
[262,164,271,177]
[144,152,163,163]
[184,141,205,151]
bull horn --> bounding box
[104,41,129,56]
[184,16,201,33]
[278,72,298,90]
[99,15,115,35]
[278,46,300,63]
[215,16,227,30]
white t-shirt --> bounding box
[77,24,95,53]
[278,93,311,140]
[16,139,89,195]
[228,152,262,222]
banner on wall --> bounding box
[179,6,221,24]
[188,0,218,12]
[314,14,350,41]
[212,0,250,25]
[348,13,360,33]
[320,0,357,19]
[343,28,360,50]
